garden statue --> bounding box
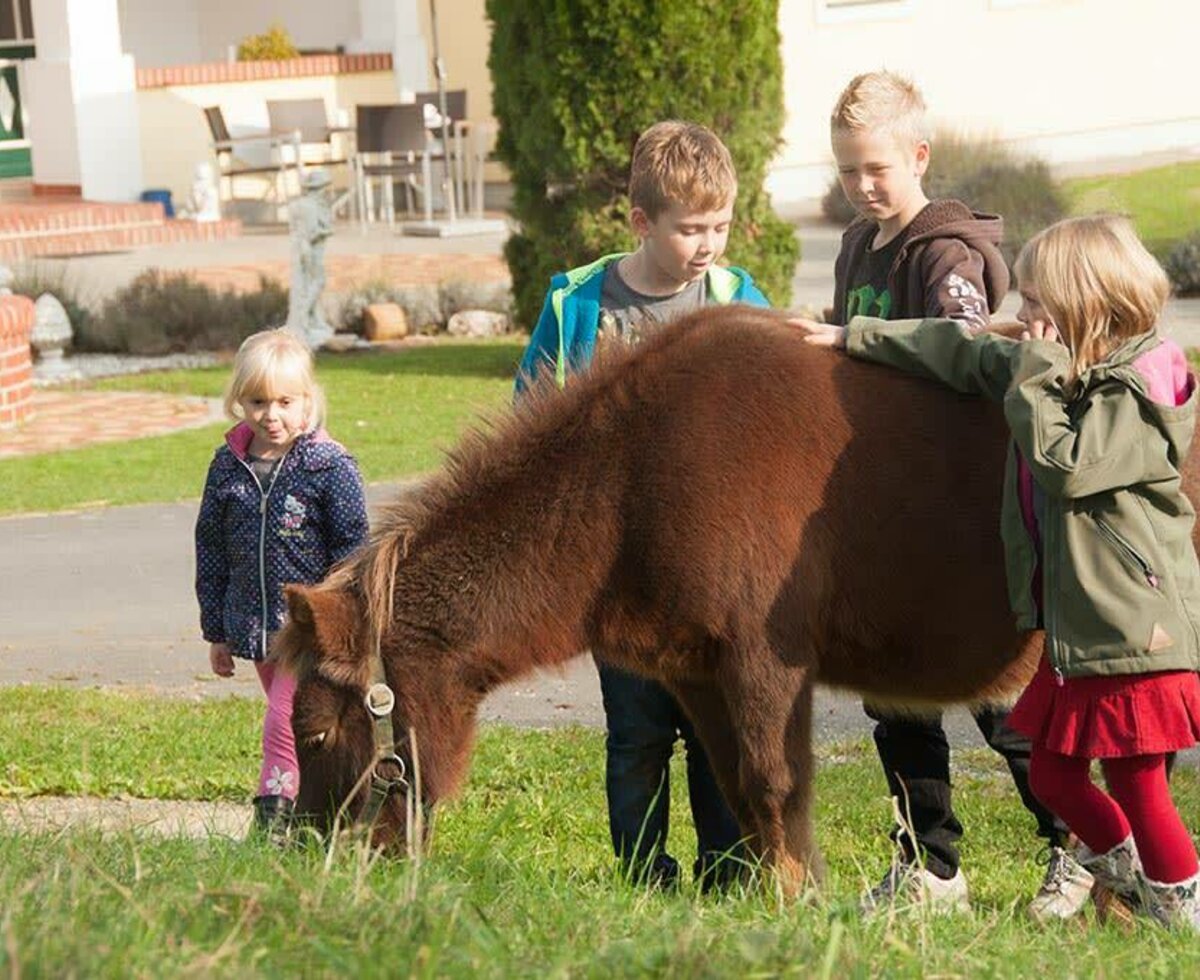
[187,162,221,222]
[286,169,335,349]
[31,293,74,381]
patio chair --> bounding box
[352,103,434,231]
[266,98,353,215]
[203,105,302,219]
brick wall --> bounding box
[0,295,35,430]
[135,53,392,89]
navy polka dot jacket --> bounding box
[195,423,369,660]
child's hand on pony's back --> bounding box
[788,315,847,348]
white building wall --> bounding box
[770,0,1200,203]
[117,0,202,68]
[195,0,361,62]
[25,0,143,200]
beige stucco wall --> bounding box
[137,71,397,208]
[771,0,1200,202]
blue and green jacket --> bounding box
[514,253,770,394]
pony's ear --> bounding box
[279,584,371,690]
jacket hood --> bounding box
[223,423,336,461]
[897,199,1009,304]
[1091,333,1197,463]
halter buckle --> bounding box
[365,682,395,718]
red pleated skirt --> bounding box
[1007,657,1200,758]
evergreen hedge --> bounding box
[487,0,797,329]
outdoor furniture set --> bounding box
[203,92,487,227]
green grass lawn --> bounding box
[0,339,525,517]
[1064,161,1200,253]
[2,688,1199,976]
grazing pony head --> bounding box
[273,478,485,852]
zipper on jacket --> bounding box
[1092,514,1161,589]
[239,449,289,660]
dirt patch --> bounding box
[0,796,248,839]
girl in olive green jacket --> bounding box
[793,215,1200,932]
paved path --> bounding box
[5,217,1200,757]
[0,482,883,744]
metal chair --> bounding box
[352,104,434,231]
[266,98,353,215]
[203,106,301,219]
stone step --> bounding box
[0,199,241,262]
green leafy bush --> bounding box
[1164,232,1200,297]
[821,132,1067,263]
[487,0,798,328]
[236,24,300,62]
[76,271,288,355]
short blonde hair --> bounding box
[223,328,326,430]
[1014,214,1170,379]
[628,120,737,219]
[831,70,928,148]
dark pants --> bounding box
[865,701,1070,880]
[598,662,744,888]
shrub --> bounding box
[820,131,1068,263]
[487,0,798,329]
[76,271,288,355]
[8,261,94,344]
[236,24,299,62]
[1165,233,1200,297]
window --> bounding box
[0,0,33,44]
[815,0,913,25]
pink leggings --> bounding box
[1028,745,1198,884]
[255,661,299,801]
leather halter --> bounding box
[356,642,410,828]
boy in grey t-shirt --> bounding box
[515,121,770,891]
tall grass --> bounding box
[1,688,1198,975]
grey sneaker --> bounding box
[860,862,971,915]
[1076,835,1147,924]
[1145,872,1200,933]
[1027,846,1094,922]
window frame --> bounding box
[813,0,915,26]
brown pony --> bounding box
[273,305,1196,894]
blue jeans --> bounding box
[597,662,744,888]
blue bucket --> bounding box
[140,189,175,218]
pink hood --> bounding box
[1132,338,1193,407]
[224,422,332,460]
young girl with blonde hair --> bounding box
[793,214,1200,930]
[195,329,368,839]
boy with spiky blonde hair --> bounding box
[516,120,769,891]
[826,70,1077,919]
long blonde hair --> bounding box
[223,328,326,430]
[1014,214,1169,379]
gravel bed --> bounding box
[35,352,223,387]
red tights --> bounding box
[1028,745,1198,884]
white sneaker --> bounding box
[860,862,971,914]
[1027,846,1094,922]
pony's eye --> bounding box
[303,731,328,747]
